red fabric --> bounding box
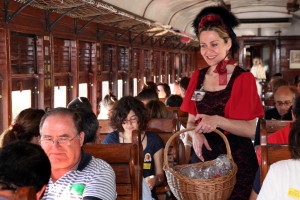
[213,60,236,85]
[256,123,291,165]
[225,72,264,120]
[181,69,264,121]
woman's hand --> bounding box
[192,131,211,161]
[194,114,219,133]
[145,175,156,190]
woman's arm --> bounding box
[144,148,165,190]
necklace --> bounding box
[122,132,146,143]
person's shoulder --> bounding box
[88,156,115,172]
[271,159,300,169]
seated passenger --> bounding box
[157,83,171,99]
[166,94,183,107]
[146,100,170,119]
[257,117,300,200]
[0,108,45,147]
[179,77,190,98]
[102,96,165,200]
[39,108,116,200]
[98,93,117,119]
[136,88,159,105]
[67,96,92,111]
[0,141,51,200]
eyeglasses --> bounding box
[122,116,138,125]
[0,181,18,191]
[275,100,293,106]
[40,134,79,146]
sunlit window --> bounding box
[102,81,109,100]
[54,86,67,108]
[79,83,88,98]
[11,90,31,120]
[133,78,137,96]
[118,79,123,99]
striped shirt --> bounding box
[41,150,116,200]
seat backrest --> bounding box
[166,106,188,129]
[83,130,143,200]
[97,119,114,143]
[14,186,37,200]
[260,120,292,184]
[265,119,291,133]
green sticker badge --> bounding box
[70,183,86,195]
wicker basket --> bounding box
[163,128,238,200]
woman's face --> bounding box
[122,110,139,133]
[199,30,231,67]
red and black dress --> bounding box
[181,66,264,199]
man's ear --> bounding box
[36,185,47,200]
[80,131,85,146]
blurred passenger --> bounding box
[67,96,92,111]
[179,77,190,98]
[0,108,45,147]
[0,141,51,200]
[157,83,171,99]
[102,96,165,200]
[146,100,169,119]
[166,94,183,107]
[251,57,266,97]
[142,81,157,92]
[98,93,117,119]
[136,88,159,105]
[265,85,296,120]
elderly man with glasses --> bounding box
[265,85,296,120]
[39,107,116,200]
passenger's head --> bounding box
[274,86,296,117]
[136,88,159,105]
[39,108,84,173]
[193,6,239,59]
[142,81,157,92]
[252,57,263,66]
[67,97,92,111]
[157,83,171,99]
[110,96,148,132]
[146,100,169,119]
[179,77,190,97]
[166,95,183,107]
[70,108,98,144]
[1,108,45,147]
[289,118,300,159]
[269,73,283,90]
[99,93,117,119]
[0,141,51,199]
[272,78,289,93]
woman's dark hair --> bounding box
[67,97,92,111]
[142,81,157,92]
[102,93,117,108]
[145,100,169,119]
[110,96,149,132]
[179,77,190,90]
[192,6,240,58]
[289,118,300,159]
[0,141,51,191]
[157,83,171,98]
[166,95,183,107]
[2,108,45,147]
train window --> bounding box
[54,86,67,108]
[133,78,137,96]
[102,81,109,100]
[11,90,31,120]
[79,83,88,98]
[117,79,123,99]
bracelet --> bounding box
[216,116,221,128]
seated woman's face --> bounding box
[122,110,139,133]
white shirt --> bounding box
[258,159,300,200]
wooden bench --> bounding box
[260,120,292,184]
[146,117,186,200]
[83,130,143,200]
[166,106,188,129]
[97,119,114,143]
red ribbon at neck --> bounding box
[213,59,236,85]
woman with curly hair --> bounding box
[102,96,164,200]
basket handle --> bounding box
[163,128,233,169]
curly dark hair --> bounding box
[289,118,300,159]
[110,96,149,132]
[192,6,240,58]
